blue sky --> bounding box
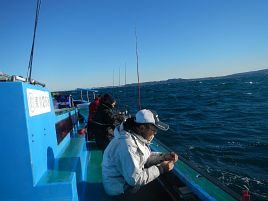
[0,0,267,91]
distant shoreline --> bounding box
[98,68,268,89]
[52,68,268,92]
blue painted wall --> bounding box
[0,82,34,199]
[0,82,73,200]
[23,83,61,185]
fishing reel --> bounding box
[118,105,131,121]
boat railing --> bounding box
[76,88,98,102]
[0,72,45,87]
[152,138,242,201]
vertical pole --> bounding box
[135,28,141,110]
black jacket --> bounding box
[92,103,124,150]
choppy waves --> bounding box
[103,75,268,201]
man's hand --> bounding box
[158,161,174,174]
[163,152,178,163]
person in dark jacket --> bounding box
[91,93,125,150]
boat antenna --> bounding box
[26,0,42,83]
[135,27,141,110]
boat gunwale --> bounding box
[151,138,242,201]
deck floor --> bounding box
[78,141,175,201]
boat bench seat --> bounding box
[35,170,78,200]
[33,135,88,201]
[50,135,88,183]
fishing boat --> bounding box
[0,73,245,201]
[0,1,248,200]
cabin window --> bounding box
[55,113,78,144]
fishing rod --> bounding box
[117,65,127,114]
[124,62,127,87]
[124,62,129,115]
[116,66,122,110]
[112,68,115,97]
[119,66,120,87]
[135,28,142,110]
[26,0,42,83]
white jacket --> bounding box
[102,123,164,196]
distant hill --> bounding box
[96,68,268,89]
[55,68,268,92]
[118,68,268,88]
[221,68,268,78]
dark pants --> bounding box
[86,123,95,141]
[109,179,171,201]
[95,133,110,151]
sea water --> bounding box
[87,73,268,201]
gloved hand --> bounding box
[163,152,178,163]
[157,161,174,174]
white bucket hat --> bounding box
[135,109,169,131]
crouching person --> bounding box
[102,109,178,198]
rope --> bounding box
[26,0,42,82]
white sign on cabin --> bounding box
[27,88,51,117]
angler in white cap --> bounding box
[102,109,178,198]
